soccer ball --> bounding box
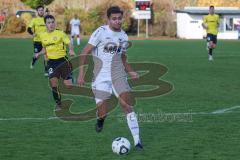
[112,137,131,155]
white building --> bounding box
[175,7,240,39]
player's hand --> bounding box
[129,71,139,80]
[203,24,208,29]
[35,53,40,59]
[77,75,85,86]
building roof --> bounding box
[175,8,240,15]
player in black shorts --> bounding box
[207,33,217,45]
[202,6,220,61]
[27,5,48,75]
[47,57,72,80]
[35,15,75,111]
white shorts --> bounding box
[71,29,80,36]
[92,77,131,104]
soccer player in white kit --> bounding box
[77,6,143,150]
[70,14,81,46]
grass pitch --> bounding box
[0,38,240,160]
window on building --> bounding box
[226,18,233,31]
[225,17,240,31]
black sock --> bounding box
[52,87,61,105]
[209,48,213,56]
[32,57,37,66]
[97,118,105,126]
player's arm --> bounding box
[77,27,102,85]
[77,43,95,86]
[121,53,139,80]
[62,31,75,56]
[27,19,35,36]
[35,48,46,59]
[27,27,34,35]
[202,16,208,29]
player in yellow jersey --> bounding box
[35,15,75,111]
[27,5,48,75]
[202,6,220,61]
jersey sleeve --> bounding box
[88,27,103,46]
[203,16,207,24]
[28,18,35,28]
[122,33,129,53]
[62,31,70,44]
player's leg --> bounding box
[95,100,108,132]
[92,81,112,132]
[118,92,143,149]
[31,42,48,76]
[49,57,73,111]
[71,35,75,45]
[70,32,74,45]
[208,41,214,61]
[211,35,217,53]
[49,77,62,111]
[113,78,143,149]
[207,34,216,61]
[48,59,62,111]
[30,42,41,69]
[43,54,48,77]
[60,57,74,89]
[75,29,80,46]
[76,34,80,46]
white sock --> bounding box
[206,42,209,50]
[77,38,80,45]
[126,112,140,145]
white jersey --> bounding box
[88,25,129,81]
[70,18,80,32]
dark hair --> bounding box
[210,5,214,9]
[36,5,44,10]
[107,6,123,18]
[44,15,55,23]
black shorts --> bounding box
[206,34,217,44]
[33,41,43,53]
[47,57,72,80]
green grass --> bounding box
[0,38,240,160]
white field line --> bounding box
[0,106,239,121]
[211,106,240,114]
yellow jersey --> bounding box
[28,17,46,42]
[40,30,70,59]
[203,14,220,35]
